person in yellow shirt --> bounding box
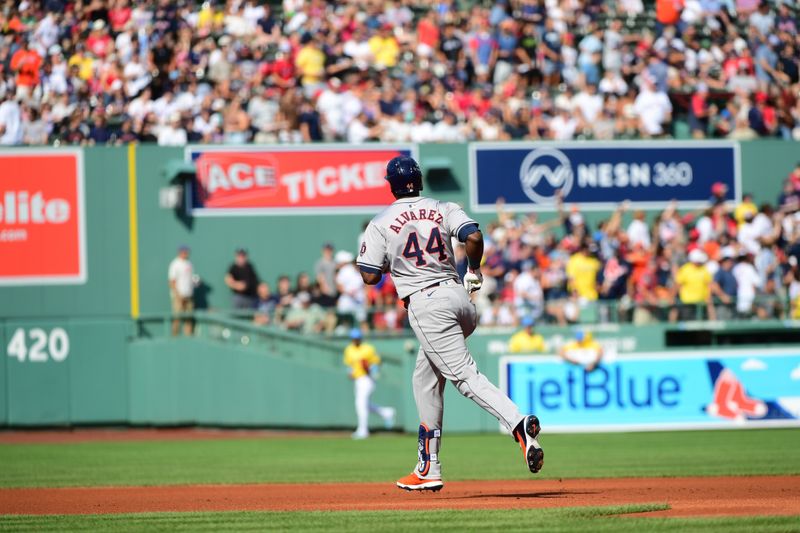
[671,249,715,321]
[559,331,603,372]
[343,329,395,439]
[734,193,758,227]
[197,2,225,35]
[566,244,601,301]
[295,35,326,91]
[368,24,399,68]
[68,49,94,81]
[508,316,546,354]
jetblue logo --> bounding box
[519,147,574,204]
[516,366,682,413]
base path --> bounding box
[2,476,799,517]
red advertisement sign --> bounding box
[189,146,415,214]
[0,150,86,285]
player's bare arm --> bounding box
[360,270,381,285]
[463,229,484,293]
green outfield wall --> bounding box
[2,141,797,318]
[1,141,799,428]
[2,313,796,430]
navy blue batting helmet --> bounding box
[385,156,423,196]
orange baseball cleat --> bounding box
[396,471,444,492]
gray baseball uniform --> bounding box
[358,196,524,477]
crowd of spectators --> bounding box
[209,243,406,334]
[470,172,800,327]
[0,0,798,146]
[187,166,800,334]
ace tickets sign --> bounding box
[0,150,86,285]
[186,145,416,215]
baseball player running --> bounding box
[344,328,396,440]
[357,156,543,491]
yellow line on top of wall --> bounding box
[128,143,140,319]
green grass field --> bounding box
[3,507,800,533]
[1,429,799,532]
[1,428,798,488]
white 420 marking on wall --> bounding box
[6,328,69,362]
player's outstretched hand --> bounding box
[464,269,483,294]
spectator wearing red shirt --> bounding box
[109,0,132,33]
[86,20,113,59]
[688,82,709,138]
[749,92,776,136]
[261,50,296,89]
[416,11,440,58]
[656,0,684,35]
[788,163,800,191]
[10,39,41,99]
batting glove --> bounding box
[463,269,483,294]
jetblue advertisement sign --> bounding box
[501,350,800,432]
[469,142,740,212]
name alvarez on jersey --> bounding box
[389,208,444,234]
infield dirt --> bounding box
[1,476,798,517]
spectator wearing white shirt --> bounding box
[602,19,625,73]
[43,46,68,96]
[152,91,178,121]
[733,253,762,316]
[316,79,347,139]
[248,87,281,142]
[408,115,435,143]
[627,210,652,250]
[168,245,196,336]
[115,30,135,65]
[749,2,775,37]
[736,209,768,254]
[0,96,23,145]
[243,1,266,33]
[633,76,672,137]
[513,264,544,320]
[738,208,773,255]
[126,88,153,122]
[347,112,381,144]
[431,112,467,142]
[33,13,59,56]
[174,81,202,115]
[122,54,152,98]
[572,82,603,124]
[157,113,188,146]
[193,107,222,142]
[549,106,578,140]
[598,70,628,96]
[343,27,374,71]
[618,0,644,16]
[474,109,505,141]
[335,251,367,328]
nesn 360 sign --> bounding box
[470,141,740,212]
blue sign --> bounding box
[502,350,800,431]
[470,142,740,212]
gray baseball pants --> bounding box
[406,279,524,474]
